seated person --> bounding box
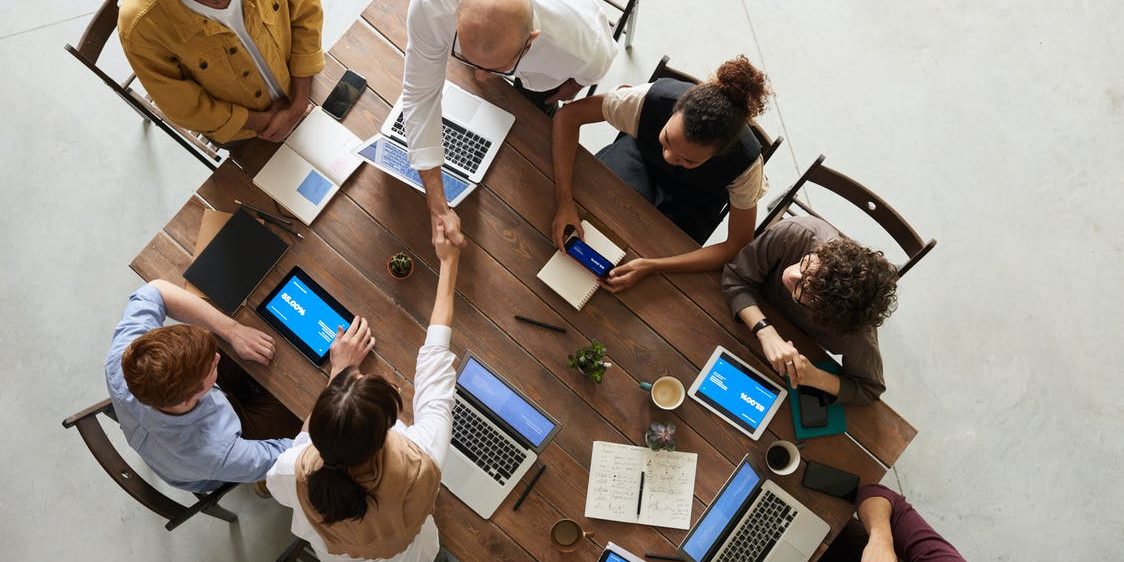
[267,225,461,562]
[403,0,616,248]
[106,280,300,492]
[722,216,899,404]
[821,485,966,562]
[551,55,772,292]
[118,0,325,143]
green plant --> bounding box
[645,422,677,451]
[568,341,610,383]
[387,252,413,278]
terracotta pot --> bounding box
[386,255,413,279]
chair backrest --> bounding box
[62,399,238,531]
[756,154,937,278]
[602,0,640,43]
[71,0,120,64]
[647,55,784,164]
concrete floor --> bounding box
[2,0,1121,560]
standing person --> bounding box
[821,485,967,562]
[403,0,616,249]
[268,224,462,562]
[119,0,325,143]
[106,279,300,493]
[722,216,899,405]
[551,55,772,292]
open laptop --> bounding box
[442,354,560,519]
[355,81,515,207]
[678,455,829,562]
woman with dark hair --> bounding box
[267,225,462,562]
[551,54,772,291]
[721,216,900,405]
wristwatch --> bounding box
[750,318,771,335]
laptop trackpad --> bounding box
[444,86,482,123]
[768,542,807,562]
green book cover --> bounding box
[787,359,847,439]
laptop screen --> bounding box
[695,353,782,433]
[681,460,762,561]
[458,357,557,448]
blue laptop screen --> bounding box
[682,461,762,561]
[696,354,781,432]
[458,357,556,448]
[262,275,349,357]
[358,138,472,202]
[603,554,629,562]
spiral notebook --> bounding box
[537,221,626,310]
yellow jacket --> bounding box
[119,0,324,142]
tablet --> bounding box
[598,542,645,562]
[688,346,788,441]
[256,267,353,365]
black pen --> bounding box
[514,314,567,333]
[512,464,547,511]
[235,200,304,239]
[644,554,684,561]
[636,471,645,517]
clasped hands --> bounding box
[758,328,820,389]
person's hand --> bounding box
[601,258,652,293]
[860,531,897,562]
[551,201,583,251]
[432,208,466,248]
[759,330,801,381]
[227,324,275,365]
[545,78,584,105]
[260,99,310,142]
[328,316,375,378]
[788,352,817,388]
[433,217,461,263]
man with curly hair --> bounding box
[722,216,899,404]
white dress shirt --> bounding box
[267,325,458,562]
[402,0,616,170]
[180,0,285,100]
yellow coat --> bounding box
[119,0,324,142]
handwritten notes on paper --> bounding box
[585,441,697,529]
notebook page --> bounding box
[285,108,362,186]
[638,450,697,529]
[585,442,696,529]
[253,144,339,226]
[536,221,625,310]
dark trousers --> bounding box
[596,135,728,245]
[215,353,301,440]
[513,78,561,116]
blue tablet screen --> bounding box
[263,275,349,357]
[696,354,780,432]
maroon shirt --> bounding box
[855,485,966,562]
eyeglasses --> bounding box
[450,30,532,77]
[792,254,814,306]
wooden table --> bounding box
[130,1,916,559]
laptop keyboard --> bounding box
[392,114,491,175]
[716,490,796,562]
[451,400,527,485]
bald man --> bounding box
[403,0,616,249]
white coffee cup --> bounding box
[765,440,801,476]
[640,376,686,410]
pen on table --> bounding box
[235,199,304,239]
[511,464,547,511]
[636,471,645,517]
[644,554,684,561]
[514,314,567,333]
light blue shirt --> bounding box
[105,285,292,492]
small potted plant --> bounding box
[386,252,414,280]
[568,341,611,383]
[645,422,677,451]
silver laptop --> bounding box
[442,354,560,519]
[679,455,829,562]
[356,81,514,207]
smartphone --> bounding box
[563,225,612,278]
[802,461,860,502]
[798,387,830,428]
[323,70,366,121]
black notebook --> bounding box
[183,209,289,314]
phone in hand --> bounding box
[323,70,366,121]
[802,460,860,502]
[798,387,830,428]
[563,225,612,278]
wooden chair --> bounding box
[61,398,239,531]
[756,154,937,278]
[275,537,318,562]
[65,0,222,170]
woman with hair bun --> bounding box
[267,223,462,562]
[551,55,772,291]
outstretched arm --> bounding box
[148,280,274,364]
[551,95,608,250]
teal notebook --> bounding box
[787,360,847,439]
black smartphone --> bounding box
[798,387,830,428]
[323,70,366,121]
[563,225,613,278]
[802,461,860,502]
